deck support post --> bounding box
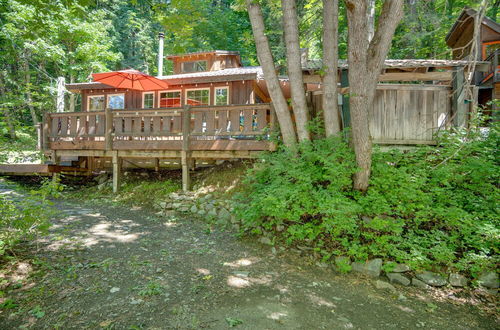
[42,113,49,151]
[154,158,160,172]
[182,105,191,192]
[112,151,122,193]
[105,108,113,150]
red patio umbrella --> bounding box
[92,69,168,91]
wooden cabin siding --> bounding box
[171,54,241,74]
[495,82,500,99]
[80,80,256,110]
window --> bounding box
[107,94,125,109]
[185,89,210,106]
[159,91,181,108]
[181,61,207,73]
[215,87,229,105]
[142,92,155,109]
[483,41,500,60]
[88,95,105,111]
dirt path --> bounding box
[0,183,497,329]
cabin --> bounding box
[445,7,500,116]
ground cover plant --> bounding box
[233,121,499,278]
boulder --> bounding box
[416,271,447,287]
[411,278,431,290]
[449,273,468,287]
[95,173,109,185]
[334,256,351,267]
[375,280,396,293]
[207,208,218,217]
[218,208,232,221]
[391,264,411,273]
[197,209,206,216]
[190,205,198,213]
[387,273,411,286]
[352,258,383,278]
[477,272,499,289]
[258,236,272,245]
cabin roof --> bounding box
[165,50,241,59]
[65,66,263,91]
[445,7,500,46]
[303,59,490,71]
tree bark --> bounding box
[0,72,16,139]
[346,0,404,191]
[23,55,39,126]
[322,0,341,136]
[281,0,310,142]
[246,0,297,147]
[367,0,376,42]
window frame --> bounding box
[214,86,230,105]
[181,60,208,73]
[87,95,105,111]
[106,93,125,110]
[184,87,211,106]
[158,90,182,108]
[482,40,500,60]
[142,91,155,109]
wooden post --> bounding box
[42,113,49,151]
[452,67,466,127]
[112,151,122,193]
[181,105,191,192]
[105,108,113,150]
[154,158,160,172]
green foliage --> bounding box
[234,123,499,276]
[0,178,62,256]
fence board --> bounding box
[243,109,253,132]
[229,110,241,132]
[218,110,228,133]
[88,115,96,136]
[206,111,215,134]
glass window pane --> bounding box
[215,88,228,105]
[186,89,209,106]
[89,96,104,111]
[108,94,124,109]
[182,61,207,73]
[159,91,181,108]
[143,93,154,108]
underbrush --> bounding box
[0,128,39,164]
[233,123,499,277]
[67,173,180,209]
[0,179,61,257]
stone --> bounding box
[218,208,232,221]
[375,280,396,293]
[361,216,372,224]
[110,287,120,293]
[258,237,272,245]
[205,203,215,211]
[95,173,109,185]
[178,205,190,212]
[477,272,499,289]
[391,263,411,273]
[207,208,218,217]
[334,256,351,268]
[449,273,468,287]
[352,258,383,278]
[190,205,198,213]
[158,201,167,209]
[416,271,447,287]
[412,278,431,290]
[386,273,411,286]
[197,209,206,216]
[172,202,182,209]
[276,224,285,232]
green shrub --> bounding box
[233,123,499,276]
[0,179,60,256]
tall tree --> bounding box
[281,0,310,142]
[246,0,297,147]
[345,0,404,191]
[322,0,341,136]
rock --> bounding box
[190,205,198,213]
[391,263,411,273]
[205,203,215,211]
[218,208,232,221]
[387,273,411,286]
[95,173,109,185]
[375,280,396,293]
[416,271,447,287]
[352,258,383,278]
[207,208,218,217]
[172,202,182,209]
[178,205,190,212]
[334,256,351,267]
[197,209,206,216]
[258,237,272,245]
[158,201,167,209]
[276,224,285,232]
[412,278,431,290]
[449,273,468,287]
[477,272,499,289]
[110,287,120,293]
[361,216,372,224]
[398,294,407,301]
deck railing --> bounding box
[482,49,500,84]
[42,103,274,152]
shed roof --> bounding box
[303,58,489,71]
[446,7,500,46]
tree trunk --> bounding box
[23,56,39,126]
[246,0,297,147]
[281,0,310,142]
[69,72,75,112]
[346,0,404,191]
[367,0,376,42]
[322,0,341,136]
[0,72,16,139]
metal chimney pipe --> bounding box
[157,32,165,77]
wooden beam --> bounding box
[181,105,191,192]
[112,151,122,193]
[105,107,113,150]
[304,71,453,83]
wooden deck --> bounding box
[40,103,275,191]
